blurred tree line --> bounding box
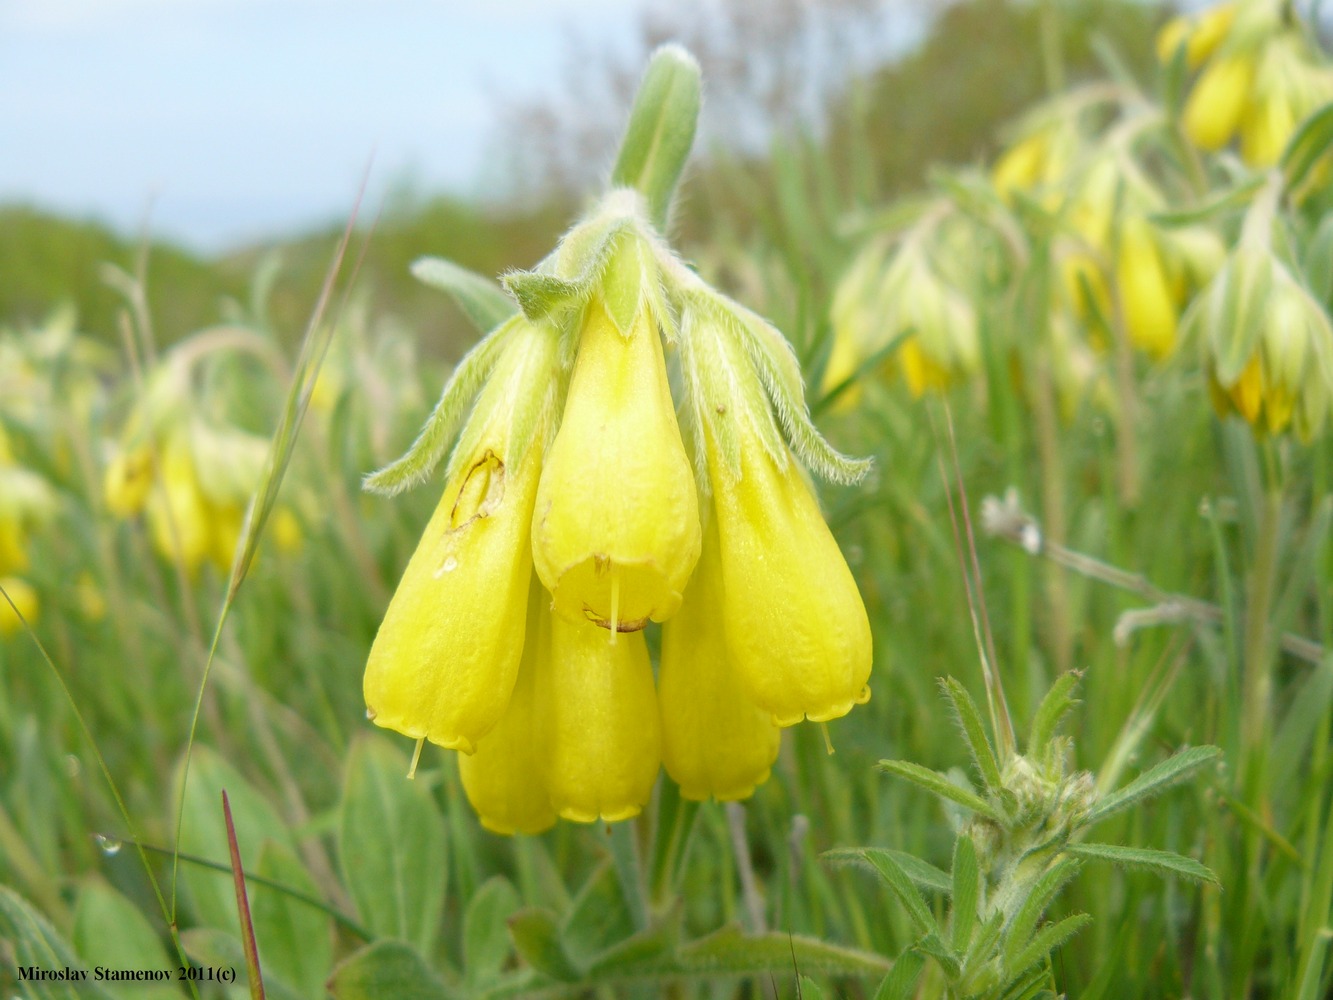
[0,0,1160,359]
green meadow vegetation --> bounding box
[2,1,1332,998]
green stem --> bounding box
[1241,488,1283,755]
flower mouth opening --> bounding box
[550,555,683,630]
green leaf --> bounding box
[600,231,646,335]
[1087,745,1221,825]
[327,940,449,1000]
[363,317,518,496]
[1004,913,1092,980]
[251,841,333,999]
[501,271,587,326]
[584,911,681,979]
[1305,215,1333,305]
[1026,671,1081,760]
[873,950,925,1000]
[877,760,1006,822]
[463,877,521,987]
[941,677,1003,793]
[916,933,962,979]
[864,848,941,937]
[173,746,291,932]
[1147,175,1266,228]
[951,835,981,952]
[0,886,116,1000]
[337,735,448,954]
[1211,248,1274,387]
[508,909,581,982]
[726,302,872,486]
[1003,858,1081,969]
[560,862,634,966]
[72,881,176,1000]
[411,257,517,335]
[824,847,952,895]
[1065,843,1218,884]
[674,926,890,979]
[610,44,701,230]
[1282,101,1333,197]
[798,975,827,1000]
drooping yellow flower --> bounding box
[705,418,872,727]
[993,131,1050,198]
[145,434,213,573]
[1117,217,1179,359]
[0,576,37,638]
[659,513,781,801]
[541,610,662,823]
[365,320,559,753]
[103,444,155,517]
[1183,53,1256,151]
[1157,2,1238,69]
[458,585,557,835]
[532,293,700,631]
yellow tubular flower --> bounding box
[532,295,700,631]
[459,586,557,835]
[0,517,27,575]
[898,335,953,398]
[270,506,303,553]
[364,322,556,753]
[209,503,243,574]
[146,438,212,573]
[706,420,872,727]
[0,576,38,637]
[1240,91,1295,167]
[542,611,661,822]
[1183,53,1256,151]
[1117,218,1178,359]
[993,131,1049,198]
[659,513,781,801]
[103,445,155,517]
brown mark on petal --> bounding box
[449,451,506,531]
[583,607,650,632]
[592,552,612,577]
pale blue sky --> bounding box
[0,0,646,251]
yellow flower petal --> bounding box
[532,296,700,630]
[0,517,28,576]
[542,611,661,822]
[660,514,781,801]
[1240,92,1296,167]
[364,326,556,753]
[103,445,155,518]
[459,588,558,835]
[706,423,872,727]
[0,576,38,637]
[1183,53,1255,152]
[146,440,212,573]
[1118,218,1178,359]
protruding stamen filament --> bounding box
[408,737,426,778]
[820,723,835,756]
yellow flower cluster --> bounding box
[364,219,873,833]
[1189,183,1333,441]
[0,426,55,637]
[1167,0,1333,166]
[824,222,980,404]
[997,128,1221,364]
[104,363,302,576]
